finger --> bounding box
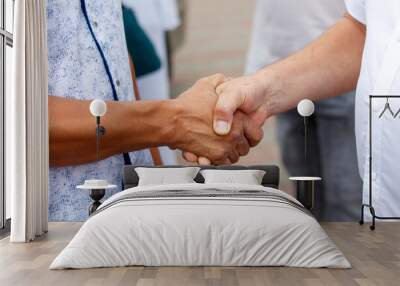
[198,157,211,165]
[227,147,240,165]
[236,136,250,157]
[243,117,264,147]
[182,151,199,163]
[229,112,249,156]
[213,88,245,135]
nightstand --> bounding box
[77,180,116,215]
[289,177,322,210]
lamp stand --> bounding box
[304,116,308,163]
[88,189,106,215]
[95,116,106,161]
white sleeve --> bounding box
[345,0,366,24]
[158,0,181,31]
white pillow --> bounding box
[200,169,266,185]
[135,167,201,186]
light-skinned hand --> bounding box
[173,74,263,165]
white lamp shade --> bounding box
[297,99,315,117]
[90,99,107,117]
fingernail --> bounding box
[214,120,230,135]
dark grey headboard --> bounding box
[122,165,280,189]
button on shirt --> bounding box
[47,0,153,221]
[345,0,400,217]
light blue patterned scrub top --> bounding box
[47,0,153,222]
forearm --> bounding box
[258,14,366,115]
[49,96,177,166]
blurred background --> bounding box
[169,0,292,192]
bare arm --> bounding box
[212,14,366,135]
[49,96,175,166]
[259,13,366,114]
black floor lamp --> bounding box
[289,99,322,211]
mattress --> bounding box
[50,183,350,269]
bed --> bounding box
[50,165,350,269]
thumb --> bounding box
[213,89,244,135]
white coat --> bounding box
[346,0,400,218]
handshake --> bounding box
[170,73,271,165]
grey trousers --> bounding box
[276,95,362,221]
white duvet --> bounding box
[50,183,350,269]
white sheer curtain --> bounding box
[8,0,49,242]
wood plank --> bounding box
[1,222,400,286]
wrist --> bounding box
[159,99,184,149]
[121,100,181,151]
[254,66,284,116]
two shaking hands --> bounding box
[171,72,274,165]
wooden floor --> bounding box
[0,222,399,286]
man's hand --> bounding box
[172,74,263,165]
[213,73,272,136]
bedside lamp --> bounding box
[77,99,116,215]
[90,99,107,161]
[289,99,321,210]
[297,99,314,161]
